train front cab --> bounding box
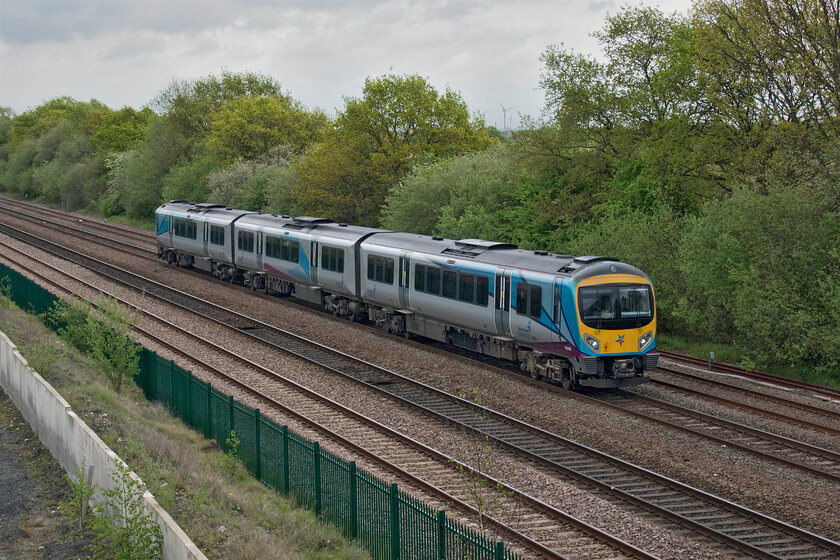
[568,273,658,389]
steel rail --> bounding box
[659,350,840,402]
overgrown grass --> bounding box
[0,303,369,560]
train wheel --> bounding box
[561,372,576,391]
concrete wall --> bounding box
[0,330,207,560]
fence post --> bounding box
[187,371,193,427]
[390,483,400,560]
[169,360,176,410]
[228,395,235,445]
[205,382,212,440]
[254,409,261,482]
[495,541,504,560]
[282,425,290,494]
[437,510,446,560]
[350,462,358,540]
[314,442,321,516]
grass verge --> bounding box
[0,300,369,560]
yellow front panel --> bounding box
[576,274,656,355]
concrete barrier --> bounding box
[0,330,207,560]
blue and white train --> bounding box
[155,201,658,389]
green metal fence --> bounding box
[0,262,525,560]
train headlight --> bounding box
[638,330,654,352]
[584,334,601,353]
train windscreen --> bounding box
[578,283,654,329]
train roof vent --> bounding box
[186,203,226,213]
[441,239,517,259]
[557,255,611,273]
[456,239,518,250]
[283,216,334,230]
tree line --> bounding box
[1,0,838,378]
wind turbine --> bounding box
[498,101,515,131]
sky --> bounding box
[0,0,693,129]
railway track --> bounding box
[2,221,839,559]
[659,350,840,403]
[0,230,654,560]
[594,389,840,481]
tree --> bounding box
[153,70,287,139]
[296,73,492,225]
[678,184,840,372]
[692,0,840,187]
[207,95,327,165]
[535,6,720,216]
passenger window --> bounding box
[529,286,542,318]
[210,225,225,246]
[516,284,528,314]
[367,255,395,284]
[442,271,456,299]
[515,283,542,318]
[237,231,254,253]
[476,276,489,306]
[427,268,440,294]
[459,274,475,303]
[414,264,426,291]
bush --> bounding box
[678,185,840,372]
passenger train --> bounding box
[155,201,658,389]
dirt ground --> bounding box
[0,388,93,560]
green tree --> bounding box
[296,74,492,225]
[534,6,718,216]
[678,185,840,371]
[105,116,184,218]
[153,70,287,141]
[692,0,840,188]
[207,95,327,165]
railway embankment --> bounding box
[0,328,206,560]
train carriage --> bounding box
[155,202,658,390]
[155,202,252,279]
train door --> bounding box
[310,240,319,284]
[553,280,563,342]
[256,231,264,271]
[398,253,411,309]
[494,269,512,336]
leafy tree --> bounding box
[294,130,378,224]
[382,144,522,239]
[160,157,214,203]
[296,73,492,225]
[535,6,719,216]
[207,95,327,165]
[88,106,155,153]
[153,70,287,140]
[1,138,38,196]
[106,116,184,218]
[678,184,840,371]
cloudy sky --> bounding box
[1,0,693,129]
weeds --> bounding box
[223,430,241,479]
[90,462,163,560]
[50,296,141,392]
[68,456,96,532]
[23,339,64,379]
[0,276,11,307]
